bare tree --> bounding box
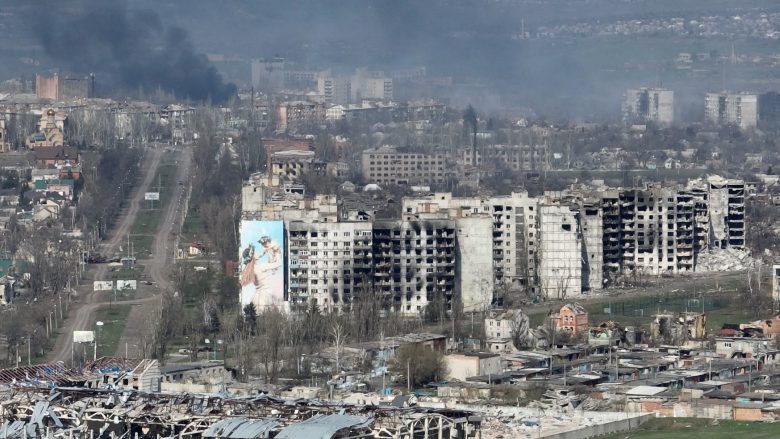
[256,308,286,382]
[510,311,535,350]
[330,322,349,372]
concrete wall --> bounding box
[627,399,735,420]
[430,404,653,439]
[538,205,582,299]
[543,414,654,439]
[445,355,479,381]
[734,407,762,421]
[480,355,503,377]
[456,216,494,312]
[580,205,603,290]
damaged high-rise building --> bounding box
[537,204,583,299]
[402,192,539,292]
[595,176,746,283]
[241,172,746,314]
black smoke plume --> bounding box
[35,1,236,103]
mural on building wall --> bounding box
[239,220,286,310]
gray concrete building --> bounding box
[622,88,674,125]
[579,202,604,291]
[372,219,456,314]
[361,146,449,186]
[457,144,549,171]
[705,92,758,129]
[287,221,374,311]
[537,204,583,299]
[401,192,539,292]
[317,75,352,105]
[454,216,495,312]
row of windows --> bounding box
[308,231,371,237]
[367,154,444,160]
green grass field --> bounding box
[527,272,757,332]
[91,305,132,358]
[601,418,780,439]
[181,206,205,243]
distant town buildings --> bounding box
[317,75,352,105]
[458,144,549,171]
[35,73,94,101]
[250,57,285,90]
[351,68,393,102]
[361,146,449,186]
[0,120,9,153]
[276,101,325,133]
[622,88,674,125]
[705,92,758,129]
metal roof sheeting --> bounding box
[275,414,372,439]
[203,417,279,439]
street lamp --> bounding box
[95,321,104,360]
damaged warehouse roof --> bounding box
[0,362,87,386]
[0,387,480,439]
[202,417,279,439]
[275,414,373,439]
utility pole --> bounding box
[407,358,411,393]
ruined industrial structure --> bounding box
[0,387,480,439]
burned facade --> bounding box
[596,176,746,283]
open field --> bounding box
[526,271,755,331]
[601,417,780,439]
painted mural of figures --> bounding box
[239,236,284,310]
[257,236,281,266]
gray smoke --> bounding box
[35,1,236,103]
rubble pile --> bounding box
[696,247,756,272]
[526,389,586,412]
[0,387,480,439]
[579,395,621,411]
[479,413,545,439]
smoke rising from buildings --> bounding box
[35,1,236,103]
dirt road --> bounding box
[49,148,165,363]
[113,147,193,357]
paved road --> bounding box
[114,147,193,357]
[49,148,164,363]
